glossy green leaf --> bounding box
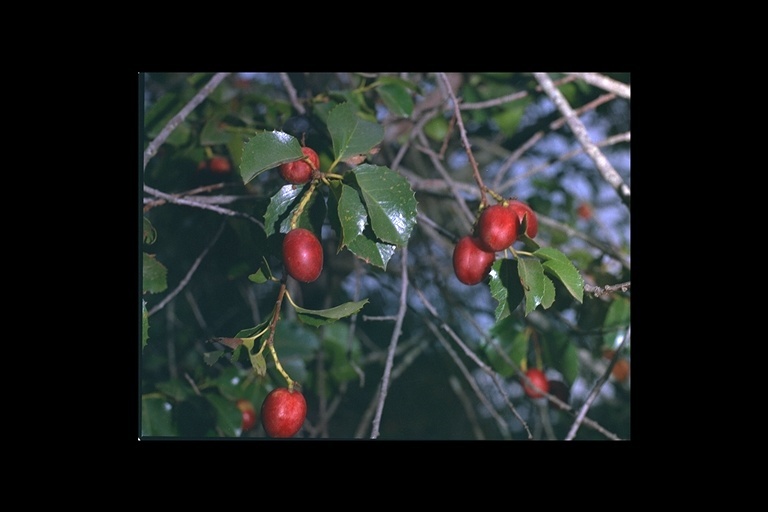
[263,184,308,237]
[234,318,271,339]
[603,296,630,348]
[541,331,578,385]
[143,218,157,244]
[518,257,555,316]
[143,253,168,294]
[328,181,367,250]
[490,259,524,320]
[248,257,274,284]
[377,83,413,118]
[239,130,304,185]
[142,300,149,349]
[292,299,369,327]
[141,395,175,436]
[349,164,418,246]
[486,316,528,377]
[536,247,584,303]
[346,230,397,269]
[328,103,384,161]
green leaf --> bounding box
[248,257,274,284]
[292,299,369,327]
[424,116,449,142]
[143,218,157,244]
[517,257,555,315]
[143,253,168,294]
[541,331,578,385]
[234,318,271,339]
[239,130,304,185]
[322,323,363,385]
[349,164,418,246]
[272,321,322,384]
[328,181,367,250]
[204,393,240,437]
[602,296,630,348]
[200,116,233,145]
[535,247,584,303]
[491,97,531,136]
[141,395,175,436]
[142,300,149,349]
[327,103,384,162]
[486,317,528,377]
[490,259,524,320]
[203,350,224,366]
[377,83,413,118]
[249,352,267,377]
[263,184,325,238]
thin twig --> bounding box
[566,325,631,440]
[148,221,226,316]
[585,281,631,298]
[143,73,230,170]
[459,76,577,111]
[371,247,410,439]
[567,73,630,100]
[438,72,488,207]
[280,72,306,115]
[534,73,630,209]
[144,185,264,228]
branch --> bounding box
[279,72,306,115]
[459,75,577,110]
[533,73,630,209]
[370,246,410,439]
[567,72,630,99]
[585,281,631,298]
[143,72,230,170]
[144,185,264,228]
[147,221,226,316]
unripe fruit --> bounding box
[508,200,538,239]
[522,368,549,399]
[208,155,231,174]
[282,228,323,283]
[236,399,256,432]
[476,204,519,251]
[261,387,307,438]
[279,147,320,184]
[453,235,496,285]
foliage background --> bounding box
[140,72,631,440]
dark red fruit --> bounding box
[208,156,231,174]
[279,147,320,184]
[260,387,307,438]
[508,200,538,239]
[236,399,256,432]
[522,368,549,399]
[476,204,519,252]
[282,228,323,283]
[453,235,496,285]
[576,202,593,220]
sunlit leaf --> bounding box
[517,257,555,315]
[292,299,369,327]
[490,259,524,320]
[327,102,383,162]
[603,296,630,348]
[239,130,304,185]
[536,247,584,303]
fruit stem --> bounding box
[263,281,295,390]
[289,180,320,230]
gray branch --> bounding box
[567,72,630,99]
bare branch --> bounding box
[144,185,264,228]
[567,72,630,99]
[279,72,306,115]
[585,281,631,298]
[534,73,630,209]
[143,73,230,170]
[148,221,226,317]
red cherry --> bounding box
[236,399,256,432]
[507,200,538,239]
[576,202,593,220]
[452,235,496,285]
[476,204,519,252]
[208,156,231,174]
[522,368,549,399]
[279,147,320,184]
[282,228,323,283]
[260,387,307,438]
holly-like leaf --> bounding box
[535,247,584,303]
[348,164,418,246]
[377,82,414,118]
[346,231,397,269]
[517,257,555,316]
[328,103,384,162]
[239,130,304,185]
[143,253,168,294]
[143,218,157,244]
[486,316,528,377]
[291,299,369,327]
[328,181,367,249]
[142,300,149,349]
[490,259,524,320]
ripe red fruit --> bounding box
[282,228,323,283]
[208,156,231,174]
[236,399,256,432]
[279,147,320,184]
[522,368,549,399]
[508,200,538,239]
[453,235,496,285]
[260,387,307,438]
[476,204,519,252]
[611,358,630,383]
[576,202,593,220]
